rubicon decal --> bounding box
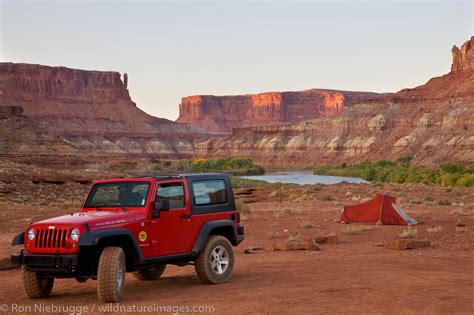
[95,219,126,227]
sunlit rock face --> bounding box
[0,62,211,155]
[177,90,383,132]
[195,37,474,167]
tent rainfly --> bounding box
[340,193,417,225]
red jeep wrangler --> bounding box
[11,173,244,302]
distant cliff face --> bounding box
[452,36,474,72]
[196,38,474,166]
[177,90,383,132]
[0,63,210,155]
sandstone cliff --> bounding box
[0,63,210,154]
[177,90,383,132]
[196,38,474,166]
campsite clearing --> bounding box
[0,182,473,313]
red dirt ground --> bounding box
[0,182,473,314]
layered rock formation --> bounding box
[177,90,383,132]
[196,38,474,166]
[0,63,210,154]
[0,106,79,154]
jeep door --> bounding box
[149,180,192,255]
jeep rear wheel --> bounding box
[97,247,126,302]
[22,266,54,298]
[133,265,166,281]
[195,235,234,284]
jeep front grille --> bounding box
[34,228,68,249]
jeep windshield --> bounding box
[84,181,150,208]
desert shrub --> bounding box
[399,227,417,239]
[288,193,298,201]
[456,174,474,187]
[320,194,334,201]
[235,199,251,215]
[440,163,465,174]
[426,225,442,234]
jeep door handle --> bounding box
[179,214,192,219]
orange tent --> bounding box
[340,193,417,225]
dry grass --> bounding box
[320,194,335,201]
[426,225,442,234]
[267,229,279,239]
[342,225,363,234]
[299,220,315,229]
[399,227,417,239]
[270,187,284,197]
[286,232,301,242]
[437,199,452,206]
[360,225,375,232]
[235,199,251,215]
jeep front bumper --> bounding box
[11,250,78,268]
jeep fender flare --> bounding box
[78,228,143,260]
[191,220,237,255]
[11,232,25,246]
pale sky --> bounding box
[1,1,472,120]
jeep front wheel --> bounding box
[133,265,166,281]
[195,235,234,284]
[97,247,126,302]
[22,266,54,298]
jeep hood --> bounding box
[32,211,146,229]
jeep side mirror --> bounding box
[153,200,170,218]
[153,199,170,212]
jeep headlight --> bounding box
[27,228,35,241]
[70,228,80,241]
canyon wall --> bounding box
[177,90,383,132]
[0,63,210,155]
[196,38,474,166]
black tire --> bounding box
[97,247,126,303]
[133,265,166,281]
[195,235,235,284]
[22,266,54,298]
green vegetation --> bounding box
[313,157,473,187]
[230,176,269,189]
[153,157,265,176]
